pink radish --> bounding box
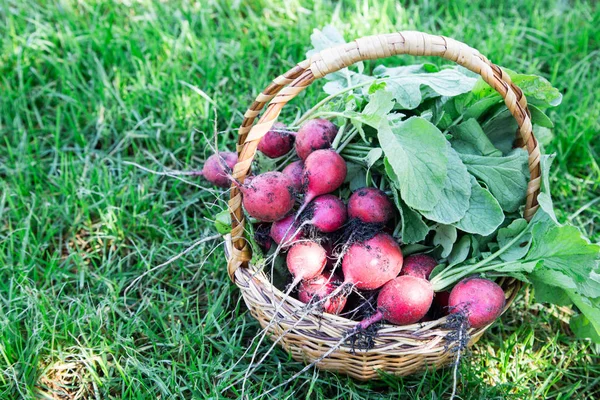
[258,122,295,158]
[239,172,295,222]
[270,215,303,246]
[298,272,347,315]
[347,187,394,224]
[269,158,347,262]
[303,194,347,233]
[295,118,338,160]
[448,277,505,329]
[357,275,434,329]
[282,160,304,193]
[297,149,347,216]
[241,240,328,382]
[286,241,327,285]
[269,194,346,253]
[201,152,238,188]
[243,175,255,185]
[342,233,403,290]
[400,254,438,280]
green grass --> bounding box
[1,0,599,398]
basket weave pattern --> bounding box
[226,31,541,379]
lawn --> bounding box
[1,0,599,398]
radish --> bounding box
[448,277,505,329]
[342,233,403,290]
[243,175,254,185]
[238,171,295,222]
[272,233,403,320]
[297,149,347,216]
[270,193,346,255]
[357,275,434,329]
[347,187,394,224]
[295,118,338,160]
[201,152,238,188]
[303,194,347,233]
[400,254,438,280]
[270,215,303,246]
[241,240,327,386]
[298,272,347,315]
[286,241,327,285]
[282,160,304,193]
[269,163,347,266]
[258,122,295,158]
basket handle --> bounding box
[227,31,542,280]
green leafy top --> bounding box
[282,26,598,341]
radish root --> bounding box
[444,311,470,400]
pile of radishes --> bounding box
[203,118,506,333]
[195,31,600,375]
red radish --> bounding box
[286,241,327,283]
[448,277,505,329]
[342,233,403,290]
[400,254,438,280]
[297,149,347,216]
[201,152,238,188]
[270,215,303,245]
[357,276,434,329]
[244,240,328,378]
[295,118,338,160]
[282,160,304,193]
[298,272,347,315]
[304,195,347,233]
[258,122,295,158]
[239,172,295,222]
[269,171,347,258]
[348,187,394,224]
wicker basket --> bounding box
[226,31,541,380]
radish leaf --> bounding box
[379,117,448,211]
[455,176,505,236]
[459,149,529,212]
[420,143,471,224]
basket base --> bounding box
[278,327,486,381]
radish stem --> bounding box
[430,227,529,291]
